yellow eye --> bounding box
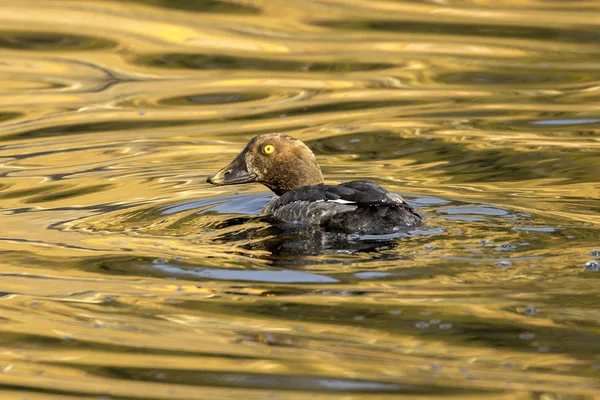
[263,144,275,154]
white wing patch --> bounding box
[326,199,356,204]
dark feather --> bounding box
[271,180,403,209]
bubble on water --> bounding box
[430,319,441,325]
[430,363,442,371]
[495,243,516,251]
[354,316,365,321]
[104,295,114,303]
[416,321,430,329]
[590,250,600,257]
[30,301,40,307]
[175,256,185,261]
[177,286,184,292]
[93,321,103,329]
[538,345,550,353]
[424,245,436,251]
[155,372,166,380]
[460,366,468,373]
[262,333,276,345]
[504,362,514,368]
[390,310,402,316]
[519,332,535,340]
[499,260,511,268]
[153,258,168,264]
[584,260,599,272]
[523,306,537,316]
[420,311,432,317]
[480,240,493,245]
[439,323,453,330]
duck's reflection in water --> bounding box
[212,214,432,261]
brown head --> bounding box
[206,133,324,195]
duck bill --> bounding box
[206,154,257,186]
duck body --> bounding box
[265,181,420,233]
[207,133,421,234]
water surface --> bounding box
[1,0,599,399]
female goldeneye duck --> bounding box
[207,133,421,234]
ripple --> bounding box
[313,20,600,44]
[132,53,396,72]
[0,31,118,51]
[160,91,271,106]
[437,70,594,86]
[134,0,261,14]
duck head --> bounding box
[206,133,324,196]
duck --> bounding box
[206,133,421,234]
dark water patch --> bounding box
[24,184,113,203]
[309,131,433,161]
[0,384,121,400]
[234,100,417,121]
[0,331,260,360]
[437,70,597,86]
[5,119,314,141]
[0,184,67,200]
[120,0,261,14]
[3,120,194,140]
[0,112,23,123]
[312,20,600,44]
[160,92,270,106]
[0,31,118,51]
[132,53,395,72]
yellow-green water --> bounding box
[1,0,599,398]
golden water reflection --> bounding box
[0,0,599,398]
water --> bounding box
[1,0,599,398]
